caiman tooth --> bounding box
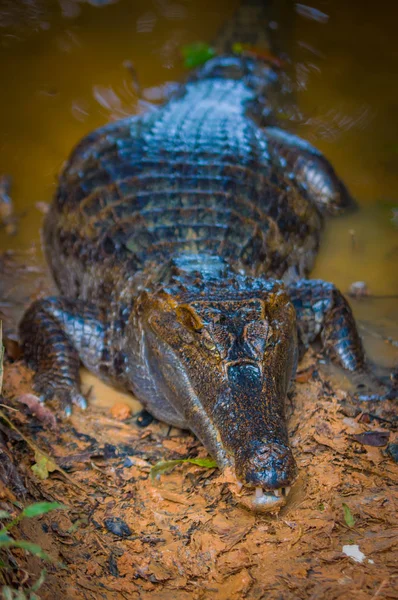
[255,486,264,499]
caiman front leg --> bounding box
[264,126,356,215]
[287,280,397,400]
[19,297,112,415]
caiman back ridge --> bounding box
[20,6,394,512]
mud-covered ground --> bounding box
[0,252,397,600]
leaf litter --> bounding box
[0,252,397,599]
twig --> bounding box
[371,579,388,599]
[0,407,91,498]
[0,404,18,412]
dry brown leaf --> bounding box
[16,393,57,428]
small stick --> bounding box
[0,407,92,498]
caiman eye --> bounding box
[198,329,220,355]
[203,337,217,352]
[244,321,270,354]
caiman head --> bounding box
[132,280,299,512]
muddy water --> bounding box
[288,0,398,368]
[0,0,397,387]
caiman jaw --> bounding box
[221,461,296,513]
[229,479,294,513]
[250,485,291,512]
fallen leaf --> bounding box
[156,489,190,505]
[352,431,390,447]
[16,393,57,428]
[150,457,217,480]
[181,42,215,69]
[22,501,67,518]
[386,443,398,463]
[110,402,131,420]
[296,365,316,383]
[31,451,58,480]
[342,503,356,528]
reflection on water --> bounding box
[295,4,329,25]
[0,0,397,368]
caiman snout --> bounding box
[231,442,297,513]
[223,362,297,512]
[236,442,297,489]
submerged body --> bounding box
[20,53,388,512]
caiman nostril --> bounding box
[227,362,262,389]
[237,442,297,490]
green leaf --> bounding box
[21,502,67,519]
[0,510,11,519]
[342,503,355,528]
[1,587,14,600]
[186,457,217,468]
[150,457,217,480]
[12,589,27,600]
[31,453,57,480]
[0,532,13,544]
[150,459,186,479]
[30,569,47,593]
[181,42,215,69]
[0,537,50,559]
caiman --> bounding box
[19,0,394,512]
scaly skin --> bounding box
[20,54,393,512]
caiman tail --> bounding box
[212,0,299,126]
[209,0,297,128]
[213,0,271,54]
